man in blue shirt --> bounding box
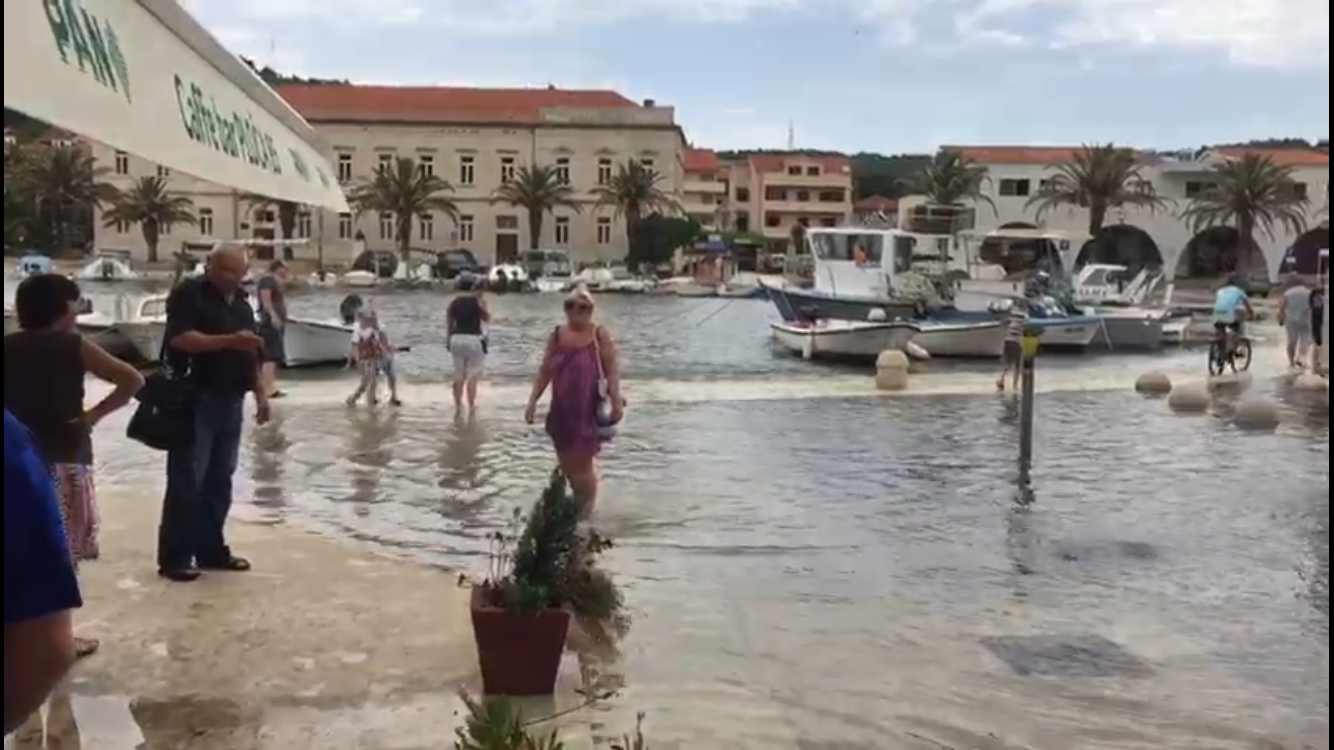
[1212,275,1254,348]
[4,409,83,735]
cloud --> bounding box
[189,0,1327,69]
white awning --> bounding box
[4,0,348,212]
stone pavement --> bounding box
[6,492,593,750]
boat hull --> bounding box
[1087,314,1165,351]
[283,320,354,367]
[1027,318,1101,349]
[764,282,921,322]
[913,321,1007,358]
[532,277,574,293]
[771,321,920,361]
[115,321,167,362]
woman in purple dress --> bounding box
[524,286,624,519]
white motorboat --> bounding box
[393,260,435,286]
[520,249,575,293]
[771,319,921,362]
[533,276,573,293]
[489,263,529,285]
[74,254,141,281]
[76,294,165,360]
[307,270,340,287]
[603,266,653,294]
[117,294,353,367]
[912,320,1007,358]
[342,270,378,288]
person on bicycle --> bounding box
[1212,274,1254,351]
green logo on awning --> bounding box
[44,0,132,105]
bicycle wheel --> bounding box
[1207,340,1226,376]
[1232,338,1253,372]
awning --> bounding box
[4,0,348,212]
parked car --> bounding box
[351,250,399,279]
[431,249,485,279]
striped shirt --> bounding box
[1005,302,1029,341]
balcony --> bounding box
[762,199,848,215]
[761,171,852,188]
[684,179,726,195]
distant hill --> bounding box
[239,57,347,87]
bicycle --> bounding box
[1208,326,1253,375]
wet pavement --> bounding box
[5,287,1329,748]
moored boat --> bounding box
[911,320,1007,358]
[771,319,921,362]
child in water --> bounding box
[346,309,401,407]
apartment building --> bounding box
[91,85,687,265]
[724,153,854,242]
[682,148,728,229]
[950,145,1329,279]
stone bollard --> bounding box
[1293,372,1329,392]
[1233,397,1281,431]
[1167,381,1209,413]
[875,349,910,391]
[1134,371,1172,396]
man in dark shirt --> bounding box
[5,409,82,735]
[256,259,289,399]
[158,246,270,582]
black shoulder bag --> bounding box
[126,311,196,452]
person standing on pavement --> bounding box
[256,259,290,399]
[157,246,270,583]
[5,409,83,736]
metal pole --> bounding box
[1017,330,1039,487]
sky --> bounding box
[186,0,1329,155]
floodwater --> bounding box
[8,284,1332,748]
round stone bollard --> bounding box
[1134,371,1173,396]
[875,349,910,391]
[1293,372,1329,392]
[867,307,889,322]
[1233,397,1281,431]
[1167,381,1209,413]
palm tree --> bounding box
[1025,144,1172,236]
[240,192,300,253]
[346,156,457,263]
[23,143,116,254]
[1179,153,1310,274]
[102,175,197,263]
[591,160,681,259]
[491,164,580,250]
[908,150,997,213]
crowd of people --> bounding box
[4,248,626,735]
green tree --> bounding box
[591,160,680,265]
[102,176,197,263]
[630,213,701,271]
[22,143,116,255]
[1025,143,1173,237]
[1179,153,1310,273]
[347,156,458,263]
[908,150,997,212]
[490,164,580,250]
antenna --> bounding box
[787,120,795,150]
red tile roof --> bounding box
[684,148,721,173]
[947,146,1088,165]
[854,195,898,212]
[748,153,852,175]
[1213,147,1328,167]
[274,84,644,125]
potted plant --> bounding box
[453,691,649,749]
[468,470,624,696]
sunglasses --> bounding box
[564,301,593,313]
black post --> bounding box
[1017,329,1039,487]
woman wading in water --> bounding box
[3,274,144,658]
[525,286,624,521]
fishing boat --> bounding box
[771,318,921,362]
[75,294,164,361]
[911,320,1008,358]
[762,227,932,322]
[117,294,354,367]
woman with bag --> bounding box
[3,274,144,658]
[524,285,624,521]
[446,272,490,417]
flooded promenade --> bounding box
[7,287,1331,748]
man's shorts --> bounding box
[258,325,286,365]
[1213,321,1242,334]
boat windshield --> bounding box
[811,233,885,265]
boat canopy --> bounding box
[5,0,348,212]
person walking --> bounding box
[995,297,1029,392]
[256,259,290,398]
[1277,275,1313,369]
[158,246,270,583]
[4,274,144,657]
[446,272,490,416]
[346,309,400,407]
[524,286,624,521]
[5,409,84,737]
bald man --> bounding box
[157,245,270,582]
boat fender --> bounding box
[906,342,931,361]
[339,294,365,325]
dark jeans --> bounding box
[157,391,244,569]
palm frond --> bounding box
[102,175,197,229]
[1025,143,1173,231]
[910,151,996,215]
[1178,153,1310,241]
[590,160,681,224]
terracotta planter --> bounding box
[469,587,572,696]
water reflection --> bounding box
[341,408,399,512]
[249,416,289,521]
